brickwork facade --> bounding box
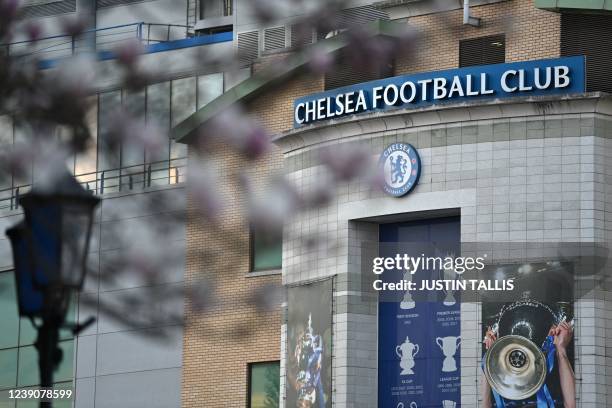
[395,0,560,75]
[178,1,609,407]
[182,141,283,407]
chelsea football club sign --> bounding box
[380,143,421,197]
[293,56,585,128]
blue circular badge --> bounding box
[379,143,421,197]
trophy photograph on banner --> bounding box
[481,262,576,407]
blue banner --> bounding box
[294,56,585,127]
[379,218,461,408]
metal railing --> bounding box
[0,158,186,212]
[1,22,194,60]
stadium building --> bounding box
[0,0,611,407]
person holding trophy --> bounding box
[481,320,575,408]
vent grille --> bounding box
[237,30,259,66]
[336,4,389,27]
[97,0,152,8]
[318,5,389,38]
[561,13,612,93]
[263,26,286,52]
[290,23,314,48]
[459,34,505,67]
[324,52,394,91]
[20,0,75,19]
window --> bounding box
[459,34,505,67]
[561,13,612,93]
[200,0,233,19]
[248,361,280,408]
[251,228,282,272]
[197,73,224,109]
[0,271,74,397]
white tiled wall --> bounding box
[277,95,612,407]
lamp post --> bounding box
[6,171,100,408]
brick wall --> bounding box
[395,0,560,75]
[181,57,323,408]
[182,141,284,407]
[181,0,566,406]
[245,0,561,135]
[248,65,325,134]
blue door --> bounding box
[378,216,461,408]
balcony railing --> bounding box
[1,22,194,61]
[0,158,186,212]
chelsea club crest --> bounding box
[379,143,421,197]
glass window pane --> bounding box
[0,272,19,349]
[171,77,196,127]
[12,123,32,187]
[249,361,280,408]
[0,115,13,147]
[75,96,98,183]
[59,295,77,341]
[98,91,121,171]
[146,81,170,163]
[146,81,171,186]
[55,341,74,383]
[170,77,195,161]
[17,340,73,387]
[19,318,36,347]
[98,91,121,193]
[0,389,15,407]
[122,89,145,168]
[197,73,223,109]
[0,348,17,389]
[252,229,282,271]
[16,345,38,387]
[121,90,146,189]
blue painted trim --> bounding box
[145,32,233,53]
[37,31,233,70]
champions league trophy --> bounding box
[396,336,420,375]
[483,294,575,401]
[400,270,416,310]
[436,336,461,372]
[294,314,325,408]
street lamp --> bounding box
[6,171,100,408]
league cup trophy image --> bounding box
[483,295,575,402]
[436,336,461,372]
[442,400,457,408]
[396,336,420,375]
[400,270,416,310]
[294,314,325,408]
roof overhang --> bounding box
[172,19,409,145]
[534,0,612,12]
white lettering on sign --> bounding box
[293,63,578,126]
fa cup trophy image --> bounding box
[396,336,420,375]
